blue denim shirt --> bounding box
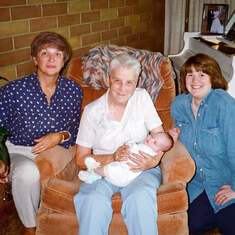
[171,89,235,212]
[0,72,83,148]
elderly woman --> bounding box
[171,53,235,234]
[0,32,83,235]
[74,54,164,235]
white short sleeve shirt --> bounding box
[76,88,162,155]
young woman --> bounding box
[171,53,235,235]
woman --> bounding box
[0,32,83,235]
[0,160,9,183]
[171,53,235,235]
[74,54,164,235]
[210,6,224,34]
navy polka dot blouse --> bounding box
[0,72,83,148]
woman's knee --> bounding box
[123,188,157,212]
[76,182,113,211]
[11,160,40,185]
[82,190,111,207]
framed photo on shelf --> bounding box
[201,4,228,35]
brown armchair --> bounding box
[35,55,195,235]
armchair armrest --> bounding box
[160,141,195,185]
[35,145,76,188]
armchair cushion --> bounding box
[35,146,76,188]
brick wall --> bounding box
[0,0,165,83]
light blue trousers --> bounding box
[74,166,161,235]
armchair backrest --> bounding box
[66,57,175,132]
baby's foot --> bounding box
[78,170,101,184]
[85,157,101,171]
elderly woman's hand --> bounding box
[113,144,131,162]
[214,185,235,205]
[127,151,164,172]
[32,133,63,154]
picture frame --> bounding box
[201,4,229,35]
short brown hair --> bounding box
[180,53,227,94]
[31,31,72,67]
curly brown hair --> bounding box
[30,31,72,67]
[180,53,227,94]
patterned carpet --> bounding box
[191,228,221,235]
[0,201,24,235]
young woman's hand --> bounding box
[168,127,181,142]
[215,185,235,205]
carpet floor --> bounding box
[0,209,24,235]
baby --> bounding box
[79,132,174,187]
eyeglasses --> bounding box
[0,181,13,202]
[0,167,12,202]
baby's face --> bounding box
[144,133,162,153]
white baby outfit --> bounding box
[104,140,157,187]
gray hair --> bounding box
[108,54,141,81]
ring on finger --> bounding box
[41,145,45,149]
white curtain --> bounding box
[164,0,235,55]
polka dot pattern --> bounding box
[0,72,83,148]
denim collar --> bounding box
[185,89,214,107]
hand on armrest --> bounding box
[160,141,195,185]
[35,145,76,188]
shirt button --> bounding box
[200,102,203,106]
[198,113,200,116]
[200,168,203,171]
[194,142,197,146]
[197,154,199,158]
